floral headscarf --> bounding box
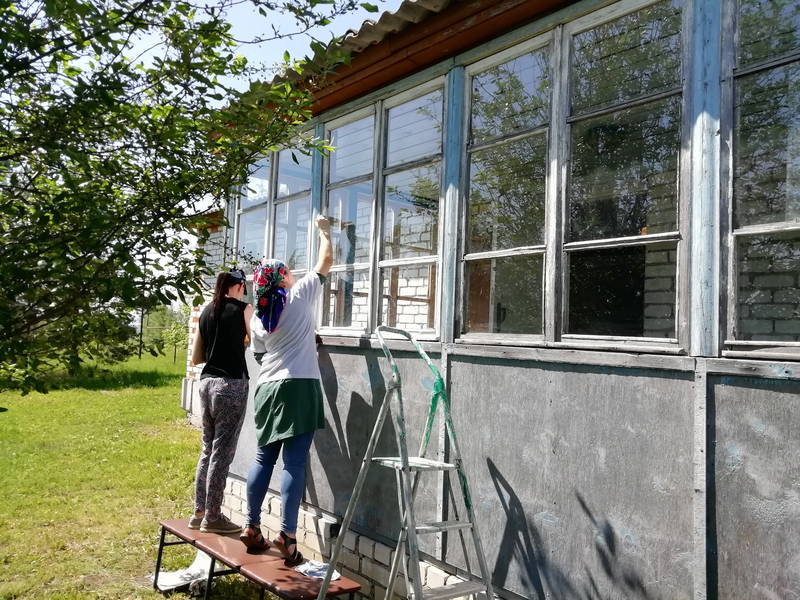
[254,259,288,333]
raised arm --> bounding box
[313,215,333,276]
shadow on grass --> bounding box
[44,368,184,391]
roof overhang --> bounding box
[312,0,575,114]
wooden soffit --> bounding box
[312,0,574,114]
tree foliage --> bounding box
[0,0,376,392]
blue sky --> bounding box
[225,0,405,89]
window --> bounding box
[464,44,550,336]
[322,113,375,330]
[728,0,800,349]
[379,89,443,332]
[319,86,445,335]
[274,149,312,270]
[563,0,683,340]
[237,156,270,259]
[235,142,314,270]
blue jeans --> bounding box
[246,431,314,534]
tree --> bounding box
[0,0,377,392]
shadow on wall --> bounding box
[487,459,659,600]
[308,348,401,535]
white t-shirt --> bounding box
[250,272,322,385]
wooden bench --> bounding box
[154,519,361,600]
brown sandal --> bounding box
[273,530,304,566]
[240,525,270,554]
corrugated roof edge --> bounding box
[337,0,454,53]
[274,0,454,84]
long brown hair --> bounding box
[212,272,244,320]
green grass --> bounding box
[0,355,259,599]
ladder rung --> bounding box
[372,457,456,471]
[417,581,488,600]
[416,520,473,534]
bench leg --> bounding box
[153,526,166,590]
[204,557,216,600]
[259,588,265,600]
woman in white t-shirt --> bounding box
[239,216,332,565]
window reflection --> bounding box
[569,96,680,241]
[237,208,267,260]
[471,48,550,144]
[383,164,441,259]
[386,91,443,167]
[328,183,373,266]
[735,63,800,227]
[273,196,310,270]
[277,149,313,197]
[242,157,270,208]
[468,133,547,253]
[738,0,800,67]
[330,116,374,182]
[571,0,682,114]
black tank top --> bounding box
[199,297,248,380]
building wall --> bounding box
[179,0,800,598]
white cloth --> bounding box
[251,272,322,385]
[151,549,219,592]
[295,559,340,580]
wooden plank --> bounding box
[686,0,722,358]
[692,359,708,600]
[545,25,566,343]
[446,341,696,371]
[440,66,466,344]
[706,357,800,381]
[719,0,736,356]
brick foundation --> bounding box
[219,476,475,600]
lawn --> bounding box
[0,355,257,599]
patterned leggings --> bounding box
[194,377,248,520]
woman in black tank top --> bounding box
[189,269,254,534]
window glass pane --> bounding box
[737,233,800,341]
[241,157,270,208]
[571,0,682,115]
[328,182,373,266]
[470,47,550,145]
[567,243,677,337]
[277,149,313,197]
[329,116,374,182]
[322,269,370,329]
[273,196,310,270]
[237,208,267,260]
[464,254,543,335]
[738,0,800,67]
[383,164,441,260]
[386,90,443,167]
[468,133,547,253]
[380,264,437,331]
[734,63,800,227]
[569,96,680,242]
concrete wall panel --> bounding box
[447,356,694,600]
[712,376,800,599]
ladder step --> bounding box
[416,520,473,534]
[372,457,456,471]
[417,581,488,600]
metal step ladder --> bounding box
[317,326,493,600]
